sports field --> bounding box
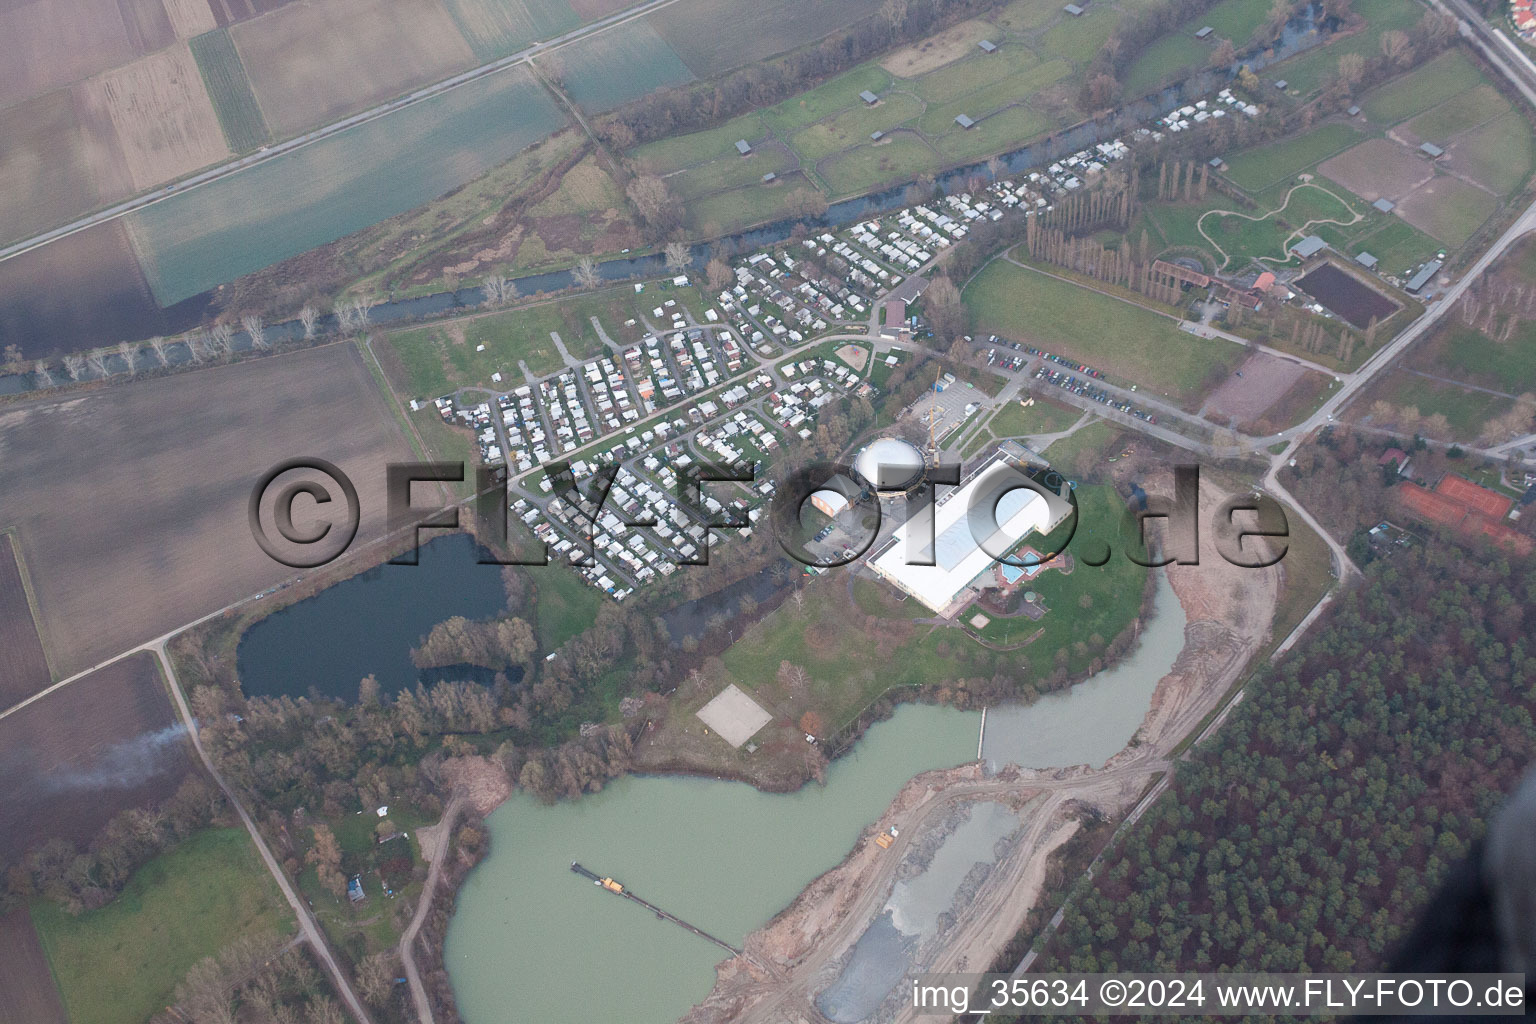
[965,258,1239,404]
[0,654,193,863]
[0,344,412,675]
[128,65,565,305]
[32,828,295,1024]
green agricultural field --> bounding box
[556,22,696,113]
[440,0,580,61]
[1223,123,1367,192]
[1404,175,1499,247]
[32,829,294,1024]
[762,64,894,134]
[931,104,1052,162]
[1404,84,1511,142]
[816,134,939,196]
[965,259,1239,404]
[189,29,269,153]
[128,66,566,306]
[667,143,800,199]
[647,0,885,76]
[788,93,925,162]
[918,58,1071,134]
[1039,9,1120,62]
[685,174,816,233]
[1360,48,1484,125]
[629,114,769,175]
[914,46,1040,106]
[1452,112,1535,197]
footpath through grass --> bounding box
[32,829,294,1024]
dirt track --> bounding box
[682,478,1281,1024]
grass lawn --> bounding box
[817,135,939,196]
[1039,10,1120,62]
[1374,372,1512,437]
[1404,175,1499,247]
[1341,214,1443,277]
[1267,0,1426,96]
[762,64,895,133]
[32,829,294,1024]
[629,113,770,175]
[1223,123,1368,193]
[668,145,801,200]
[931,104,1055,162]
[989,396,1082,437]
[1428,322,1536,395]
[685,173,815,233]
[1360,48,1485,125]
[533,564,604,650]
[1123,34,1210,98]
[788,93,925,163]
[965,259,1239,405]
[1039,419,1124,477]
[1452,112,1535,198]
[1404,84,1510,142]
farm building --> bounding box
[762,172,777,183]
[1274,79,1288,89]
[1347,104,1362,115]
[1373,197,1396,213]
[1356,251,1379,270]
[869,451,1073,616]
[1063,4,1084,14]
[955,114,977,129]
[1419,142,1445,158]
[978,39,998,51]
[1195,25,1213,38]
[1209,156,1225,168]
[871,130,885,141]
[735,139,752,155]
[1290,235,1328,259]
[1405,259,1442,293]
[860,90,880,105]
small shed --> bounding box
[1274,79,1288,90]
[870,130,885,141]
[735,139,752,155]
[762,172,776,183]
[1347,104,1362,116]
[1063,3,1083,14]
[1419,142,1444,158]
[978,39,998,52]
[1290,234,1327,259]
[1208,156,1225,168]
[860,89,880,105]
[955,114,976,129]
[1373,197,1396,213]
[1355,251,1379,270]
[1195,25,1213,38]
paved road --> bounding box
[0,0,686,265]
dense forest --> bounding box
[1014,539,1535,996]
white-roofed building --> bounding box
[852,436,927,492]
[869,452,1072,616]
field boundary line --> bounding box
[1,528,57,682]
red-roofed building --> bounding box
[1253,271,1277,293]
[1377,447,1408,466]
[1435,474,1512,519]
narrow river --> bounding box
[445,572,1184,1023]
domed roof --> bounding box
[853,437,926,490]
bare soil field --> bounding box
[77,42,230,191]
[162,0,216,36]
[0,221,180,361]
[879,18,996,77]
[232,0,474,137]
[0,653,194,863]
[117,0,178,51]
[0,535,51,709]
[1201,350,1307,423]
[1317,138,1433,203]
[0,910,68,1024]
[0,0,134,108]
[0,343,413,675]
[0,91,106,246]
[1296,262,1400,327]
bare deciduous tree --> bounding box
[573,255,600,290]
[1379,28,1412,65]
[299,304,319,339]
[483,274,517,307]
[334,303,358,335]
[210,321,235,354]
[664,241,691,275]
[85,350,110,377]
[349,294,378,330]
[705,257,734,291]
[64,354,86,380]
[33,361,53,387]
[147,336,168,365]
[117,341,136,375]
[242,313,265,349]
[186,329,209,363]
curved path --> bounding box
[399,794,466,1024]
[1196,182,1363,270]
